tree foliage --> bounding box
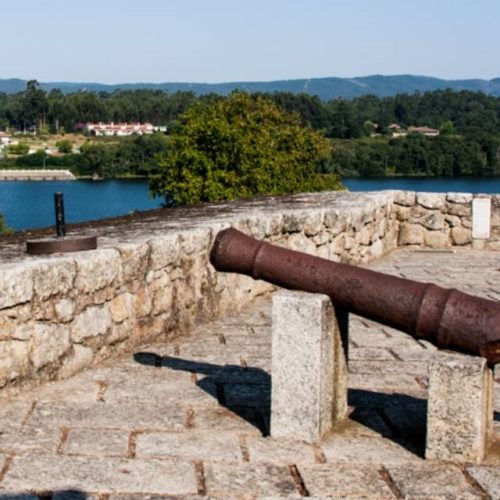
[7,141,29,155]
[2,82,500,179]
[56,139,73,153]
[329,134,496,177]
[150,92,342,205]
[0,213,12,234]
[9,133,169,178]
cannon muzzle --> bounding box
[210,228,500,364]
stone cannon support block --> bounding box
[271,291,347,442]
[426,352,493,463]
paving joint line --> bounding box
[388,348,403,361]
[312,443,327,464]
[238,435,250,462]
[415,376,429,390]
[461,467,491,499]
[56,426,70,454]
[193,460,206,496]
[0,454,13,484]
[127,430,140,459]
[96,380,108,402]
[378,466,404,499]
[185,406,195,429]
[21,400,37,426]
[289,464,309,497]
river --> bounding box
[343,176,500,193]
[0,179,162,231]
[1,176,500,231]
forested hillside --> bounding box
[1,81,499,177]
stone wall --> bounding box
[394,191,500,250]
[0,190,498,394]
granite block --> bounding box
[271,292,347,442]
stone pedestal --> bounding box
[270,291,348,442]
[426,352,493,463]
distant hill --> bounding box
[1,75,500,100]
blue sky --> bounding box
[2,0,499,83]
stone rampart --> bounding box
[0,190,498,394]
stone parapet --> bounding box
[0,191,396,393]
[0,189,498,392]
[394,191,500,249]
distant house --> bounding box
[0,131,12,153]
[0,131,12,145]
[387,123,407,138]
[408,126,440,137]
[85,122,155,137]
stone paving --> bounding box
[0,249,498,498]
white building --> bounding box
[408,126,440,137]
[0,131,12,145]
[85,122,155,137]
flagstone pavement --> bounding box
[0,248,498,499]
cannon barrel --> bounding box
[210,228,500,364]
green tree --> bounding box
[47,89,66,132]
[21,80,47,131]
[0,213,12,234]
[440,120,456,136]
[7,141,29,155]
[150,92,342,205]
[56,139,73,153]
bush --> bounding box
[15,150,78,168]
[7,142,29,155]
[56,139,73,154]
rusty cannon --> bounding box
[210,228,500,364]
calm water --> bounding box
[343,176,500,194]
[0,179,162,231]
[1,176,500,231]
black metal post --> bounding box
[54,192,66,237]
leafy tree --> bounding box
[47,89,66,132]
[56,139,73,153]
[0,213,12,234]
[7,142,29,155]
[439,120,456,136]
[150,92,342,205]
[15,149,47,168]
[21,80,47,131]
